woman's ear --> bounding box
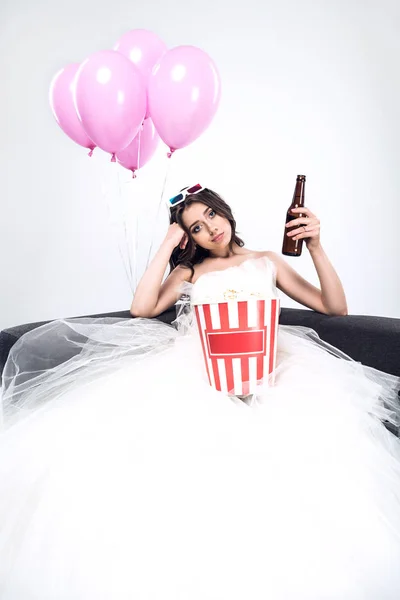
[179,233,189,250]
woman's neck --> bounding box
[209,243,249,259]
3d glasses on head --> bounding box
[168,184,204,209]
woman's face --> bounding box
[181,202,232,253]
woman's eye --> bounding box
[209,210,215,218]
[192,225,201,234]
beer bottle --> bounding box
[282,174,306,257]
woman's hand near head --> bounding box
[130,224,192,319]
[164,223,188,250]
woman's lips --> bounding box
[212,232,224,243]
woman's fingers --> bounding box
[286,219,318,234]
[286,208,320,240]
[287,226,311,237]
[286,207,321,246]
[286,218,315,231]
[290,206,316,218]
[291,226,320,240]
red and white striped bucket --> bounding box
[194,298,280,396]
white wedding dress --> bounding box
[1,256,400,600]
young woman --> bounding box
[1,185,400,600]
[131,186,348,318]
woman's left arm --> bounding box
[268,206,348,316]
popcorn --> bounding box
[194,297,280,396]
[222,289,266,301]
[193,288,270,305]
[189,257,280,395]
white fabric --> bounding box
[1,256,400,600]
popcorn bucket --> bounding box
[194,298,280,396]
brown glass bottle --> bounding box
[282,174,306,257]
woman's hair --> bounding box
[169,188,244,276]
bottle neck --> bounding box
[291,180,305,207]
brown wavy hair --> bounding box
[169,188,244,276]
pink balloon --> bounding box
[74,50,146,158]
[114,29,167,119]
[49,63,95,154]
[148,45,221,153]
[116,118,160,176]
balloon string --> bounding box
[129,124,142,287]
[133,185,139,289]
[100,168,134,296]
[137,123,143,171]
[146,155,172,269]
[116,168,134,291]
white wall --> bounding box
[1,0,399,331]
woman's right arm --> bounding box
[130,224,192,318]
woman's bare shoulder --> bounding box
[258,250,280,263]
[169,262,214,285]
[169,264,194,282]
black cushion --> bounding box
[1,307,399,379]
[279,309,400,377]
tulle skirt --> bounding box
[1,316,400,599]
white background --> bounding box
[1,0,399,331]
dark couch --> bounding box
[1,307,399,378]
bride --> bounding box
[1,185,400,600]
